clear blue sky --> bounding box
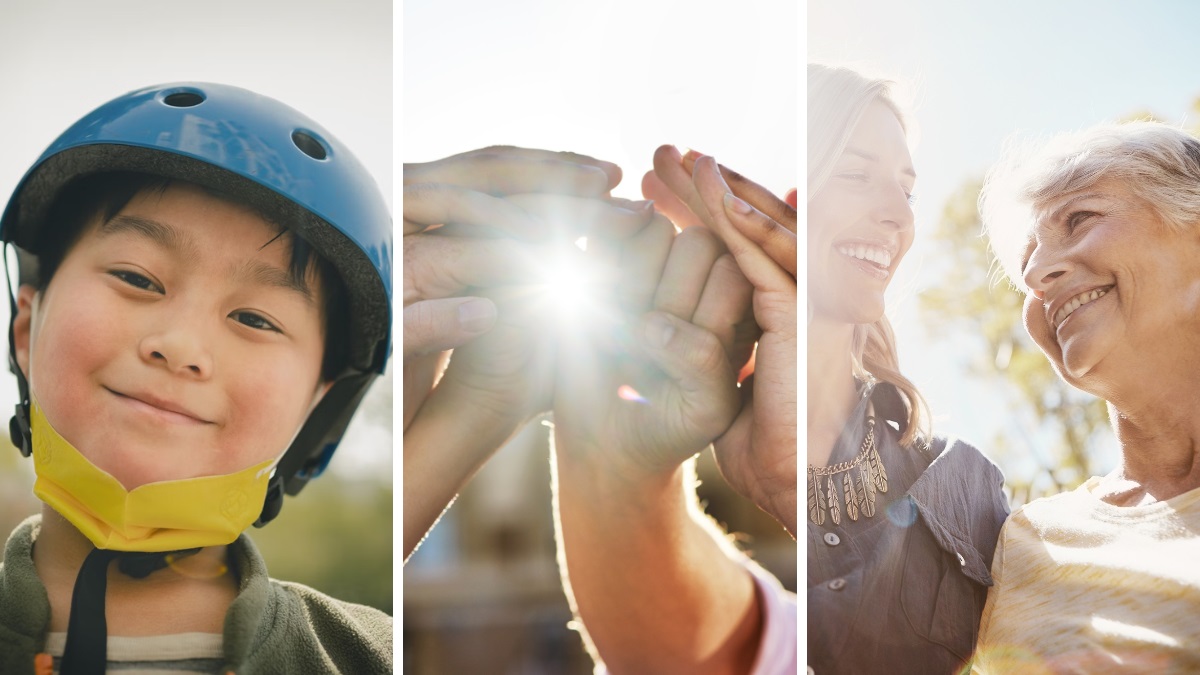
[810,0,1200,477]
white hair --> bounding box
[982,121,1200,286]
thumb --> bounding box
[638,312,736,397]
[403,297,497,358]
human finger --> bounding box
[448,145,624,188]
[641,170,703,231]
[692,254,756,359]
[691,157,795,293]
[505,193,655,240]
[636,313,737,421]
[403,182,546,239]
[652,226,722,321]
[723,193,798,277]
[652,144,714,226]
[615,211,675,314]
[402,235,543,305]
[680,150,797,232]
[406,147,619,196]
[403,297,497,359]
[785,188,798,209]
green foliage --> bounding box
[249,472,393,614]
[918,180,1108,506]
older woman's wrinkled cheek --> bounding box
[1022,293,1062,366]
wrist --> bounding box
[553,430,688,504]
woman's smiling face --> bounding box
[1021,177,1200,394]
[808,100,916,326]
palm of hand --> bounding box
[713,327,797,523]
[554,336,739,478]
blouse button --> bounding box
[828,578,847,591]
[956,552,966,567]
[823,532,840,546]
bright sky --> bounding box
[0,0,392,479]
[404,0,796,200]
[810,0,1200,474]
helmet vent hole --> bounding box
[292,131,328,160]
[163,92,205,108]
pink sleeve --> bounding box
[746,561,799,675]
[592,560,798,675]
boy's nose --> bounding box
[139,331,213,379]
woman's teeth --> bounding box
[837,244,892,269]
[1054,287,1109,328]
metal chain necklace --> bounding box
[807,407,889,526]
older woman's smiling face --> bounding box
[808,100,916,325]
[1021,177,1200,393]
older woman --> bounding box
[976,122,1200,673]
[806,64,1009,674]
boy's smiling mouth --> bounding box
[106,388,212,425]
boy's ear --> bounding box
[12,284,37,379]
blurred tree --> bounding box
[917,98,1200,507]
[918,179,1108,506]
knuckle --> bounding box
[674,225,719,257]
[686,329,727,373]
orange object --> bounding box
[34,653,54,675]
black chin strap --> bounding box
[60,548,200,674]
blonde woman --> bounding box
[805,64,1007,674]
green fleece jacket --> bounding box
[0,515,392,674]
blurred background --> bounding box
[404,0,797,672]
[0,0,392,614]
[810,0,1200,505]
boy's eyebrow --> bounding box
[101,215,201,260]
[103,214,313,303]
[236,260,314,304]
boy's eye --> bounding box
[109,270,161,292]
[231,311,281,333]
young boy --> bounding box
[0,83,392,674]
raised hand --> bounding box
[551,224,763,675]
[645,146,798,536]
[553,222,752,480]
[402,146,649,560]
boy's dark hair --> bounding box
[34,171,350,381]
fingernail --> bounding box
[682,149,703,162]
[637,199,655,213]
[644,313,675,349]
[724,192,752,215]
[458,299,497,333]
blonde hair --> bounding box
[983,121,1200,287]
[809,63,927,446]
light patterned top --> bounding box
[973,477,1200,674]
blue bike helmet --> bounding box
[0,82,392,526]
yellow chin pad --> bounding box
[30,403,275,552]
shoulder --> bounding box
[223,535,392,673]
[905,435,1011,585]
[1005,479,1097,534]
[264,580,392,668]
